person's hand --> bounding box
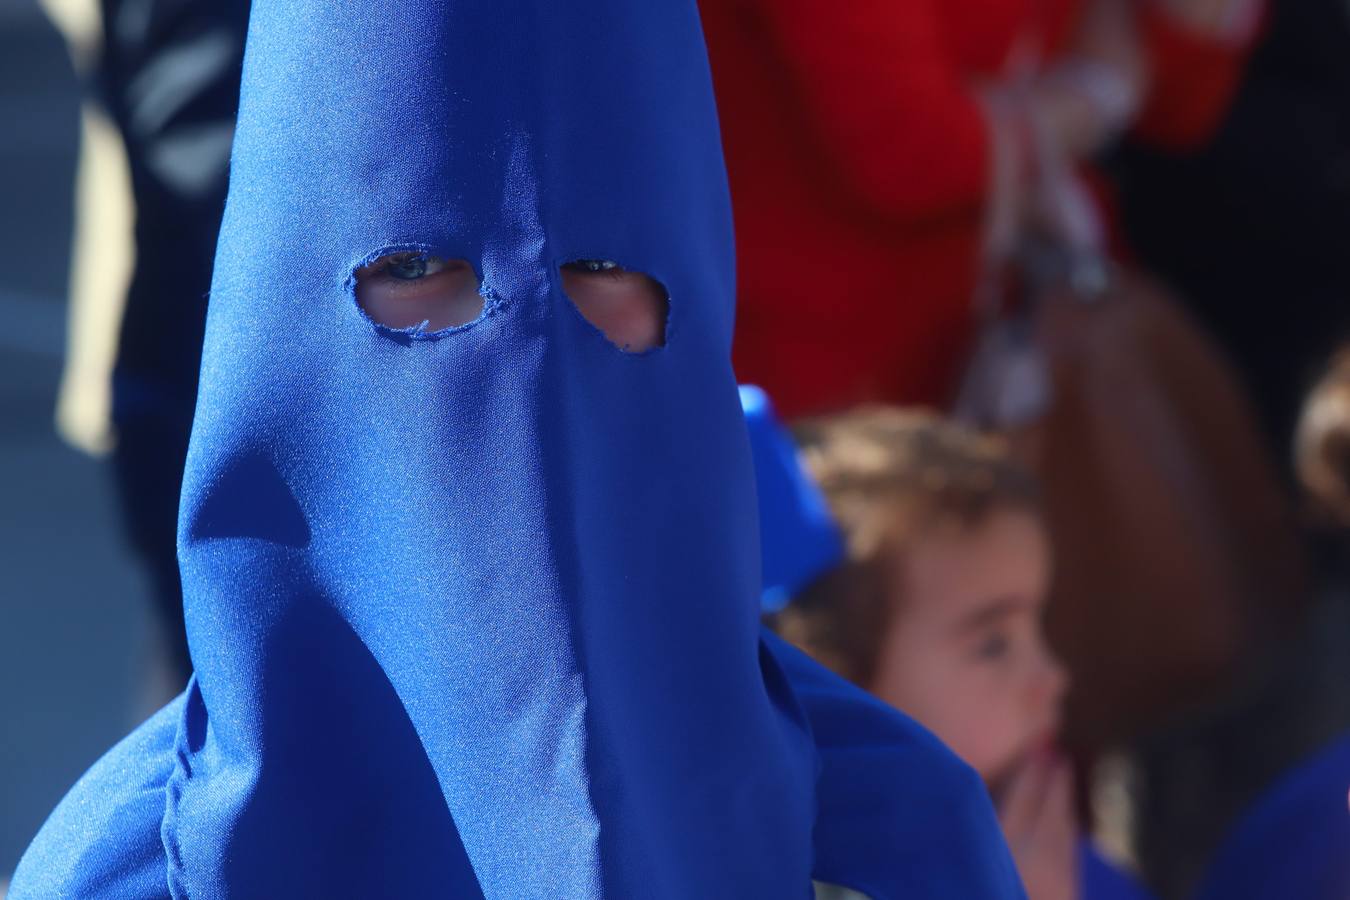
[1072,0,1148,91]
[1025,154,1103,255]
[1021,0,1148,160]
[998,751,1080,900]
[977,0,1145,262]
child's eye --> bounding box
[384,252,446,281]
[558,258,668,353]
[563,259,623,277]
[974,633,1011,661]
[353,252,483,332]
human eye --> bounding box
[380,251,447,281]
[562,258,625,278]
[353,251,483,332]
[973,630,1012,662]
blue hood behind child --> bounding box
[13,0,1022,896]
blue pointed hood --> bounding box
[170,0,814,894]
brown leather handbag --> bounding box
[958,253,1308,756]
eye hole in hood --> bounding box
[355,252,485,333]
[560,259,668,353]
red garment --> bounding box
[703,0,1255,418]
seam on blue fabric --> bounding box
[162,683,196,900]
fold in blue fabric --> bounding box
[13,0,1022,896]
[765,634,1025,898]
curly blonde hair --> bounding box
[769,407,1040,685]
[1296,351,1350,528]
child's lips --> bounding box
[987,731,1067,808]
[984,714,1068,804]
[1034,713,1064,754]
[1033,728,1061,758]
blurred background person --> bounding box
[700,0,1258,419]
[1182,350,1350,900]
[703,2,1332,895]
[1,1,141,886]
[1117,0,1350,473]
[1,0,246,885]
[749,386,1349,899]
[53,0,251,685]
[749,395,1154,899]
[1141,350,1350,899]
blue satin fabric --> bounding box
[13,1,1026,896]
[766,635,1026,898]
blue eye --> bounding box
[566,259,621,274]
[372,252,451,281]
[386,253,430,280]
[975,634,1011,661]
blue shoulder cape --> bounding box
[13,1,1021,896]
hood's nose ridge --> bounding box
[188,450,310,548]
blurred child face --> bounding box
[869,509,1066,790]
